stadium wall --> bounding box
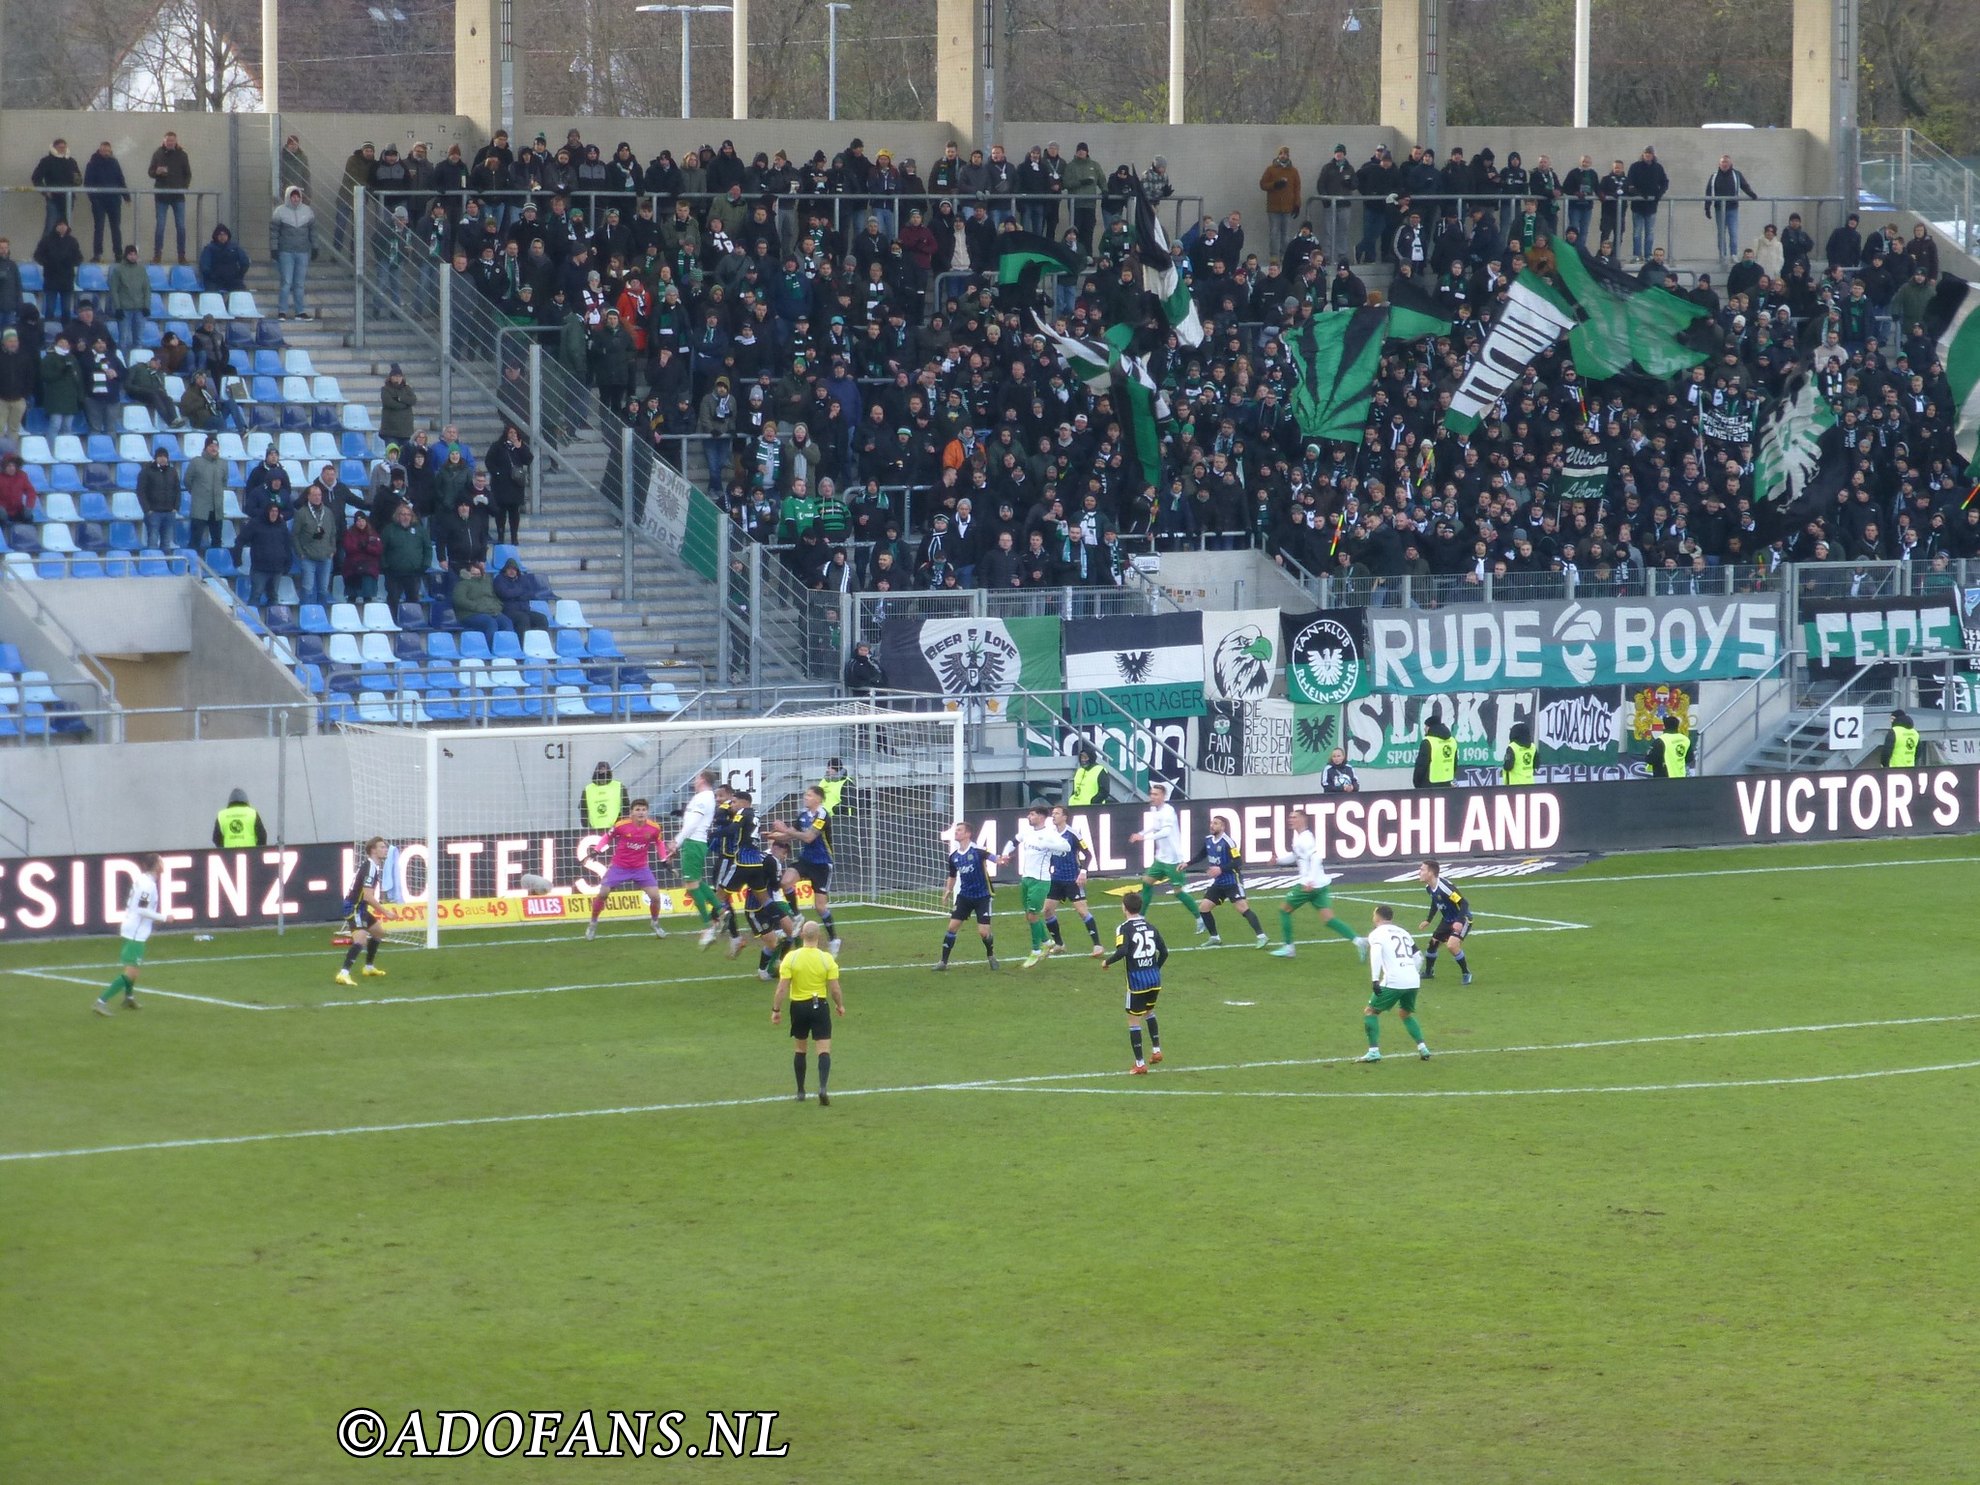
[4,763,1975,938]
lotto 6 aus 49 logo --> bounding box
[1290,618,1361,705]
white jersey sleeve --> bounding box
[679,790,716,844]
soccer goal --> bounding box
[341,707,967,946]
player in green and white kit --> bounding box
[677,771,721,936]
[97,854,166,1014]
[1361,904,1431,1062]
[1130,783,1203,933]
[1270,808,1366,960]
[1001,801,1072,967]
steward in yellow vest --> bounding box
[1880,711,1920,768]
[212,788,267,848]
[1648,718,1690,778]
[1412,718,1457,788]
[582,763,629,830]
[1502,724,1537,785]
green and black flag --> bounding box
[1132,186,1204,347]
[1287,299,1450,444]
[996,232,1083,310]
[1922,272,1980,465]
[1753,370,1846,518]
[1031,313,1169,490]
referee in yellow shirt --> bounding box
[772,921,846,1105]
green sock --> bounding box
[1364,1014,1381,1047]
[1325,916,1359,943]
[1403,1015,1425,1045]
[1279,909,1295,945]
[689,887,712,924]
[1176,889,1200,915]
[1030,919,1046,950]
[100,975,127,1003]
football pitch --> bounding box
[4,836,1977,1482]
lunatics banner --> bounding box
[1368,595,1781,693]
[879,616,1063,715]
[1063,611,1206,721]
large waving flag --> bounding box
[1287,297,1451,444]
[1134,187,1204,347]
[996,231,1082,310]
[1444,242,1709,433]
[1753,370,1844,511]
[1031,313,1168,490]
[1923,272,1980,464]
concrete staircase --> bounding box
[238,251,731,690]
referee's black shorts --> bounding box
[787,997,832,1040]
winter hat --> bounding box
[1333,143,1347,155]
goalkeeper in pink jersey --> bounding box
[583,798,671,940]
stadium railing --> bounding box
[9,187,226,264]
[1299,190,1848,266]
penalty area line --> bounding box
[6,1011,1980,1163]
[977,1059,1980,1100]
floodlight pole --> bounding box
[827,3,851,121]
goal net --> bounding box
[341,708,966,946]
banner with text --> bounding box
[1369,594,1781,693]
[1281,608,1374,705]
[879,615,1063,719]
[1802,596,1963,680]
[1347,690,1537,770]
[1063,612,1206,721]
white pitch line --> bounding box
[12,929,1577,1014]
[975,1060,1980,1101]
[6,1010,1977,1164]
[11,968,276,1012]
[1411,854,1980,891]
[1326,892,1589,930]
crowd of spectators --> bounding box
[18,124,1974,613]
[373,127,1966,604]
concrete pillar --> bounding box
[1791,0,1854,204]
[1379,0,1441,158]
[1168,0,1185,126]
[732,0,750,120]
[935,0,988,151]
[455,0,520,140]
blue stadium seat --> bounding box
[48,466,84,494]
[85,433,118,463]
[393,632,426,661]
[18,264,42,292]
[340,432,370,461]
[297,604,331,634]
[458,631,492,661]
[78,265,110,293]
[139,320,163,349]
[394,603,429,633]
[256,320,286,348]
[203,548,239,577]
[78,493,113,522]
[490,543,521,571]
[295,663,327,695]
[0,643,22,670]
[107,520,140,551]
[586,629,624,659]
[489,631,524,661]
[584,685,619,716]
[250,405,281,432]
[280,405,312,432]
[427,631,460,661]
[555,629,587,660]
[227,321,256,350]
[167,266,199,292]
[74,522,110,553]
[69,556,105,578]
[100,554,135,577]
[293,634,327,667]
[311,406,342,433]
[339,460,367,488]
[264,605,300,636]
[251,375,283,404]
[145,265,169,291]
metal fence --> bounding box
[7,186,225,265]
[1859,130,1980,257]
[1303,189,1847,268]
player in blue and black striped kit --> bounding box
[1044,804,1105,957]
[937,822,1000,970]
[1106,891,1169,1074]
[1194,821,1269,947]
[1416,858,1474,984]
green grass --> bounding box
[5,836,1980,1483]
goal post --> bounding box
[341,708,967,946]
